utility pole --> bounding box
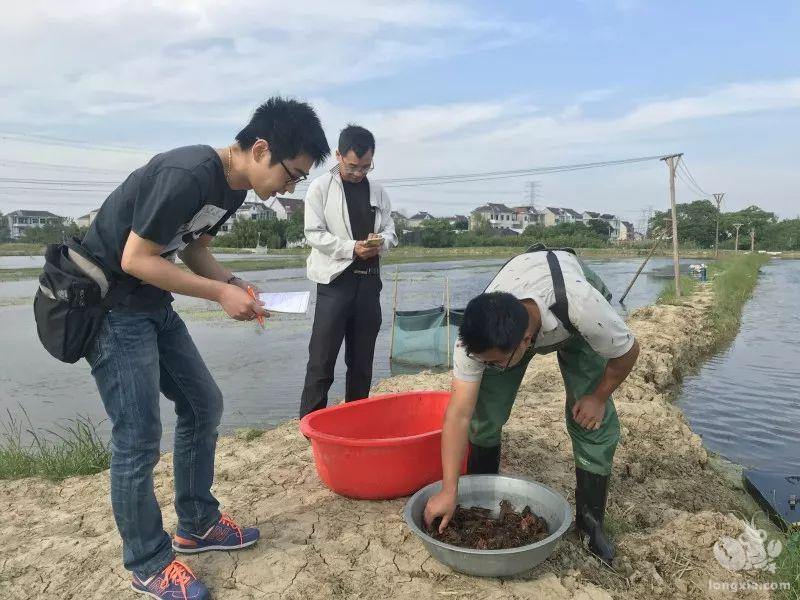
[750,228,755,252]
[712,193,724,258]
[661,153,683,296]
[732,223,743,253]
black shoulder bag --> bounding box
[32,237,138,363]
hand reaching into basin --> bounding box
[424,490,457,534]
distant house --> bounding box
[215,201,276,235]
[5,210,66,239]
[620,221,635,241]
[76,209,100,228]
[469,203,515,230]
[562,208,583,223]
[538,207,564,227]
[407,211,436,228]
[496,227,522,237]
[266,196,304,220]
[598,214,623,239]
[511,206,542,231]
[444,215,469,229]
[582,211,601,221]
[236,201,276,222]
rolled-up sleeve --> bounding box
[568,281,635,359]
[452,340,486,382]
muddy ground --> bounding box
[0,285,777,599]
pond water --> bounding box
[0,256,687,446]
[679,259,800,472]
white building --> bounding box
[216,201,276,235]
[5,210,66,239]
[76,209,100,228]
[266,196,304,221]
[470,203,515,230]
[407,211,436,228]
[511,206,542,231]
[236,201,276,222]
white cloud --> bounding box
[0,0,533,125]
[1,3,798,219]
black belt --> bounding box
[352,267,380,276]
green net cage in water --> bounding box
[390,306,464,373]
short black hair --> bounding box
[338,124,375,158]
[459,292,529,355]
[236,97,330,166]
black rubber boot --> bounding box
[575,468,615,566]
[467,443,501,474]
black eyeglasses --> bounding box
[280,160,307,184]
[467,346,518,373]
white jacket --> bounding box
[304,169,398,284]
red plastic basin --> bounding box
[299,391,466,500]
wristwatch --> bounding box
[226,275,241,285]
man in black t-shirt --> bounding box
[300,125,397,417]
[82,98,329,599]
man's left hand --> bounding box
[571,395,607,431]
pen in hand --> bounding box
[247,286,266,329]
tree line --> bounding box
[648,201,800,250]
[2,202,797,251]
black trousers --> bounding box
[299,270,382,418]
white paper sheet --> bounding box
[258,291,311,314]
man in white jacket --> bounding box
[300,125,398,418]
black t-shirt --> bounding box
[343,178,378,270]
[82,145,247,309]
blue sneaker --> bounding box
[173,513,260,554]
[131,560,209,600]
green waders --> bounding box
[468,259,620,476]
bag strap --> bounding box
[545,250,579,335]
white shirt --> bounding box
[453,251,635,382]
[304,169,398,284]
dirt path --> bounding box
[0,285,773,599]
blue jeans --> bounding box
[86,305,223,579]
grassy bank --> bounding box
[706,253,770,341]
[657,255,797,597]
[0,245,749,282]
[0,410,110,481]
[0,243,46,256]
[656,275,699,305]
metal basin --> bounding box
[403,475,573,577]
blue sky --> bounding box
[1,1,798,225]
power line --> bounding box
[0,132,154,155]
[376,155,666,186]
[0,186,112,193]
[679,159,710,197]
[0,153,670,193]
[675,164,707,198]
[0,158,133,175]
[0,177,118,186]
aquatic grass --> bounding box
[774,531,800,600]
[236,428,265,442]
[707,254,770,341]
[656,275,699,305]
[0,407,110,481]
